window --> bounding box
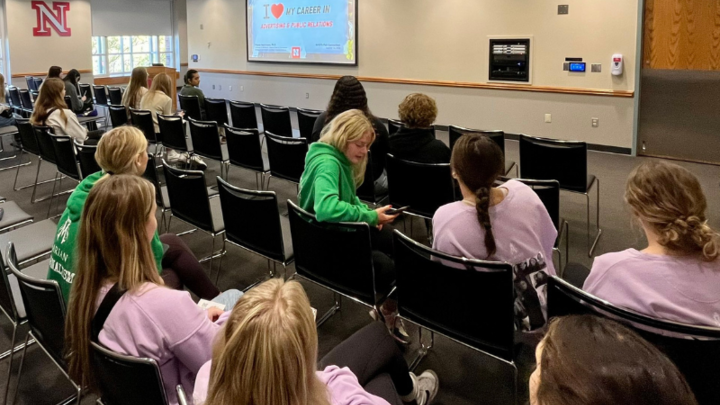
[92,35,174,76]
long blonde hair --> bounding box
[65,175,162,389]
[625,160,720,261]
[30,78,68,126]
[0,74,5,100]
[147,73,173,98]
[205,279,331,405]
[121,67,148,109]
[318,109,375,187]
[95,126,148,177]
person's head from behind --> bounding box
[206,278,330,405]
[149,73,173,97]
[325,75,370,123]
[398,93,437,129]
[66,175,162,388]
[451,133,504,257]
[95,126,149,177]
[530,315,697,405]
[47,66,62,79]
[63,69,81,86]
[30,78,67,125]
[185,69,200,87]
[319,109,375,187]
[122,67,149,108]
[625,160,719,261]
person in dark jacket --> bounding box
[389,93,450,164]
[312,76,390,195]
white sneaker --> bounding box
[410,370,439,405]
[189,155,208,170]
[166,149,183,163]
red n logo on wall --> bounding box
[32,1,71,37]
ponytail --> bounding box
[659,216,720,262]
[475,187,496,258]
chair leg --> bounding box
[11,332,31,405]
[409,327,435,371]
[46,172,60,219]
[12,150,25,190]
[587,179,602,257]
[30,157,43,203]
[2,323,18,405]
[215,237,226,285]
[316,293,341,327]
[209,236,216,279]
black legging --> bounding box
[319,322,412,405]
[370,225,396,297]
[159,233,220,299]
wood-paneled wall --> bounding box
[643,0,720,70]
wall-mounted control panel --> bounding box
[489,38,531,83]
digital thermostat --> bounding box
[569,62,586,72]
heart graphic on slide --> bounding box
[271,3,284,19]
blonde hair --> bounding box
[0,74,5,99]
[30,78,68,126]
[625,160,720,261]
[398,93,438,128]
[148,73,173,98]
[318,109,374,187]
[121,67,148,109]
[95,126,148,177]
[205,279,331,405]
[66,175,162,389]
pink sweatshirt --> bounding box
[193,361,391,405]
[584,249,720,327]
[96,283,229,405]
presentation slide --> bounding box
[246,0,357,65]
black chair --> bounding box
[188,118,229,178]
[130,108,161,154]
[108,105,128,128]
[547,276,720,405]
[449,126,517,176]
[356,151,386,206]
[74,140,101,179]
[18,90,33,112]
[143,154,170,231]
[519,135,601,256]
[224,124,269,189]
[204,98,229,127]
[265,131,307,189]
[393,230,516,400]
[91,342,170,405]
[92,85,108,106]
[216,177,293,285]
[388,119,403,135]
[229,100,259,130]
[78,83,92,100]
[178,94,203,121]
[30,90,39,100]
[31,125,65,204]
[63,95,73,110]
[32,77,43,90]
[287,200,386,326]
[296,107,322,140]
[6,243,82,405]
[107,87,123,105]
[386,153,455,219]
[12,119,48,193]
[24,76,36,91]
[158,114,189,156]
[259,104,293,137]
[163,161,225,270]
[48,134,82,217]
[8,87,22,116]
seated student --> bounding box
[121,67,149,111]
[30,78,103,144]
[38,65,62,91]
[0,74,17,127]
[530,315,697,405]
[65,175,242,405]
[312,76,390,194]
[432,134,556,331]
[47,126,221,304]
[194,279,439,405]
[583,161,720,327]
[63,69,96,116]
[179,69,206,119]
[388,93,450,164]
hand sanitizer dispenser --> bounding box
[612,54,623,76]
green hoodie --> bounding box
[298,143,378,225]
[47,172,164,303]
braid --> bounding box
[475,187,496,257]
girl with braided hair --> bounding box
[432,133,557,331]
[584,160,720,327]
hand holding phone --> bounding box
[385,206,410,215]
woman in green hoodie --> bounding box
[47,126,220,303]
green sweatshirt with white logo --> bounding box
[47,171,164,303]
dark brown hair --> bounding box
[324,76,372,124]
[536,315,697,405]
[47,66,63,79]
[30,78,68,126]
[184,69,199,85]
[451,134,504,257]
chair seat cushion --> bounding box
[10,259,50,319]
[279,214,294,262]
[209,197,225,233]
[0,201,33,231]
[0,219,56,265]
[562,175,596,193]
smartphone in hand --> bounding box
[386,206,410,215]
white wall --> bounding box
[174,0,188,85]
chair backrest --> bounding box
[510,178,560,230]
[34,125,57,164]
[265,131,307,183]
[93,85,108,105]
[108,105,129,128]
[33,77,43,90]
[91,342,169,405]
[158,114,187,151]
[287,201,377,304]
[64,95,73,110]
[19,89,33,110]
[188,118,223,160]
[204,98,228,126]
[259,104,293,137]
[217,177,286,262]
[296,107,322,140]
[224,124,264,172]
[25,76,36,91]
[50,133,81,180]
[8,87,21,107]
[130,109,158,144]
[448,125,506,154]
[162,161,215,231]
[393,230,515,361]
[178,95,203,121]
[107,87,123,105]
[388,119,403,135]
[30,89,39,100]
[6,242,67,367]
[74,140,102,179]
[142,154,163,206]
[356,150,376,202]
[78,83,92,100]
[519,135,588,192]
[16,118,41,155]
[229,100,258,129]
[386,153,455,218]
[0,244,20,324]
[547,276,720,405]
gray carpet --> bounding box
[0,125,718,405]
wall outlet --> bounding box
[240,85,244,92]
[592,118,599,127]
[306,92,310,99]
[558,5,569,14]
[544,114,552,123]
[591,63,602,73]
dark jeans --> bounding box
[371,225,396,297]
[159,233,220,299]
[320,322,411,405]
